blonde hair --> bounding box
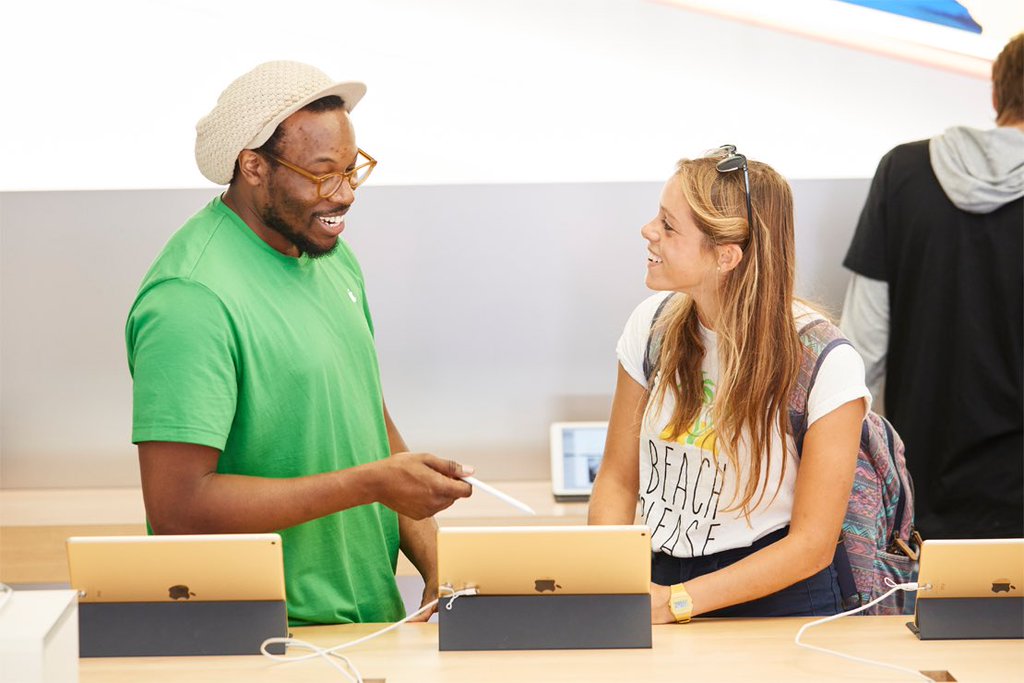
[648,155,802,517]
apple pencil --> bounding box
[462,476,537,515]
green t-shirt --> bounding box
[126,196,404,625]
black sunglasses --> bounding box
[713,144,754,237]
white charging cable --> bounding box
[260,585,478,683]
[795,579,933,681]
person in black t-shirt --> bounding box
[840,34,1024,540]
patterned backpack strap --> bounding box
[642,293,677,389]
[787,317,862,608]
[788,318,853,453]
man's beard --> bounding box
[262,206,338,259]
[261,180,341,259]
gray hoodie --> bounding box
[929,125,1024,213]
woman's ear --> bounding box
[717,243,743,273]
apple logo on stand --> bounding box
[990,579,1016,594]
[168,585,196,600]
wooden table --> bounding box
[6,488,1023,681]
[76,616,1024,682]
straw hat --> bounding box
[195,61,366,184]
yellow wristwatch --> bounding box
[668,583,692,623]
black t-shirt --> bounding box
[844,140,1023,539]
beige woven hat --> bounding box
[195,61,366,185]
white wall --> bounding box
[0,0,1002,191]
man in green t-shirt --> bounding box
[125,61,473,625]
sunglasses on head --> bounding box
[711,144,754,237]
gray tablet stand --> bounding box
[438,594,651,651]
[908,597,1023,640]
[78,600,288,657]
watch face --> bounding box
[670,585,692,621]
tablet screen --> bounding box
[550,422,608,498]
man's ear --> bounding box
[717,243,743,273]
[236,150,267,187]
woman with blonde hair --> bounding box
[589,146,871,622]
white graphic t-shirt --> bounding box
[616,293,870,558]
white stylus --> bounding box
[462,476,537,515]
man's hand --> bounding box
[405,580,439,622]
[371,453,474,519]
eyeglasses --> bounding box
[711,144,754,236]
[261,148,377,198]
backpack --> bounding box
[643,294,920,615]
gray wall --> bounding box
[0,179,868,488]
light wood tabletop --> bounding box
[76,616,1024,683]
[7,488,1023,682]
